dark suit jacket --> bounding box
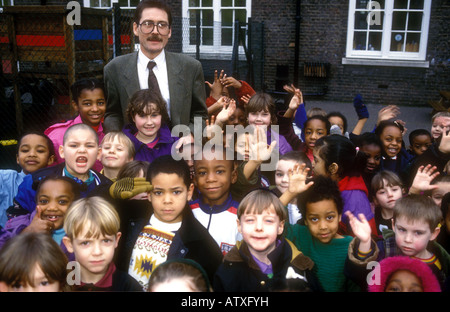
[103,51,207,134]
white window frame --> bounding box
[344,0,431,67]
[181,0,251,57]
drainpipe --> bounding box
[294,0,301,86]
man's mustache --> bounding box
[147,35,163,42]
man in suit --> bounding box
[103,0,207,137]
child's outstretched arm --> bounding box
[279,163,313,206]
[351,94,369,136]
[345,211,372,253]
[283,84,304,119]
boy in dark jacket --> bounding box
[113,155,223,291]
[213,188,321,292]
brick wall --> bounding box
[255,0,449,107]
[165,0,448,107]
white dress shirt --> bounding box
[137,49,171,116]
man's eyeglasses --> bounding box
[139,21,170,35]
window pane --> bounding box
[392,11,407,30]
[90,0,99,7]
[130,0,140,6]
[189,10,199,26]
[235,9,247,24]
[409,0,424,10]
[394,0,408,9]
[222,28,233,46]
[354,11,368,30]
[202,0,212,7]
[222,0,232,7]
[353,31,367,50]
[189,0,200,7]
[202,28,213,45]
[356,0,369,9]
[235,0,246,7]
[101,0,111,6]
[356,0,385,10]
[203,9,214,26]
[368,32,382,50]
[222,9,233,26]
[390,32,405,51]
[408,12,423,31]
[118,0,128,6]
[405,32,420,51]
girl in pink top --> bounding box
[45,79,106,172]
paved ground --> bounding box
[304,100,434,147]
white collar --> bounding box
[138,49,166,70]
[149,214,181,233]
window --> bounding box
[344,0,431,66]
[86,0,112,8]
[182,0,251,55]
[117,0,140,9]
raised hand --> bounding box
[247,126,277,162]
[346,211,372,252]
[439,130,450,154]
[283,84,303,118]
[205,69,225,100]
[409,164,440,194]
[221,74,242,89]
[215,99,237,125]
[284,84,303,109]
[377,105,400,125]
[279,163,313,206]
[240,94,252,107]
[287,163,314,195]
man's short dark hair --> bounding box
[134,0,173,26]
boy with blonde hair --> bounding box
[213,188,320,292]
[62,196,142,291]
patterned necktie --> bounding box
[147,61,162,97]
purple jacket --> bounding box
[122,123,179,163]
[0,210,74,260]
[268,127,293,156]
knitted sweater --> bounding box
[285,224,359,292]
